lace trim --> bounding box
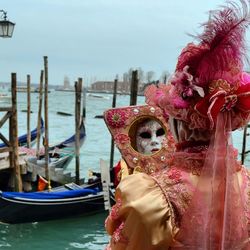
[112,222,129,245]
[151,152,206,221]
[153,168,194,219]
[110,198,122,220]
[172,152,206,176]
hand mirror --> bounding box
[104,105,175,175]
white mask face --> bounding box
[136,119,165,155]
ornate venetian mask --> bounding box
[136,119,165,155]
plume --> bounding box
[176,0,250,85]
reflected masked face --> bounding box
[136,119,165,155]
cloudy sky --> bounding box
[0,0,247,86]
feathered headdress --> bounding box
[177,0,250,83]
[145,0,250,130]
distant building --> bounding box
[55,76,74,92]
[63,76,70,89]
[90,81,145,94]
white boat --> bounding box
[0,93,11,103]
[87,93,110,100]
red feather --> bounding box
[176,0,250,86]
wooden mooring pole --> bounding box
[11,73,22,191]
[43,56,51,190]
[27,74,31,148]
[109,77,118,169]
[36,70,44,158]
[130,70,138,106]
[75,78,82,185]
[82,83,86,121]
[241,125,248,165]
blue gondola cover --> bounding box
[1,188,98,200]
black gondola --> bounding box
[0,183,105,224]
[0,118,45,148]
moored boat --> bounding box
[0,118,45,148]
[24,120,86,177]
[0,182,105,224]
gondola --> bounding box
[0,118,45,148]
[0,155,112,224]
[24,120,86,171]
[0,181,105,224]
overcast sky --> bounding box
[0,0,248,86]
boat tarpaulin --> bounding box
[1,188,98,200]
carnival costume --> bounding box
[105,1,250,249]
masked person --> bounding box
[105,1,250,249]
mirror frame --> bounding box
[104,105,175,175]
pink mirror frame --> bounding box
[104,105,175,175]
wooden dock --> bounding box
[0,57,85,191]
[0,151,26,171]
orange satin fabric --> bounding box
[105,173,178,250]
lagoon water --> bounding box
[0,90,249,250]
[0,90,146,250]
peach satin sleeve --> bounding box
[105,173,177,250]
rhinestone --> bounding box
[133,108,139,114]
[161,156,166,161]
[133,157,138,163]
[150,107,155,113]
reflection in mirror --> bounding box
[134,118,165,155]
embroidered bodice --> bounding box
[152,151,206,221]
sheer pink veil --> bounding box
[173,112,250,249]
[143,2,250,248]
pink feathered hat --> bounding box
[145,0,250,130]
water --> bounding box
[0,90,146,250]
[0,90,249,249]
[0,212,109,250]
[1,90,146,178]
